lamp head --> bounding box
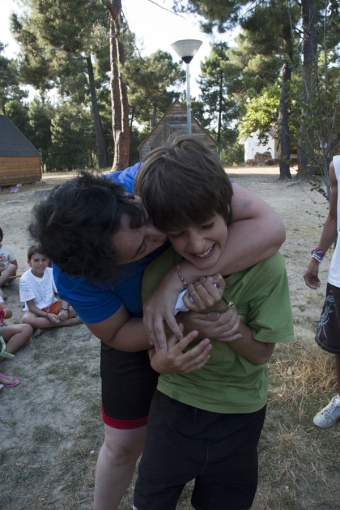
[171,39,202,64]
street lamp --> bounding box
[171,39,202,134]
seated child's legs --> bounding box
[134,391,266,510]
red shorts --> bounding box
[42,301,61,315]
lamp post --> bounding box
[171,39,202,134]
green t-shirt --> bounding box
[142,249,294,414]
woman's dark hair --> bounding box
[29,171,146,281]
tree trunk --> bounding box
[297,0,319,178]
[217,72,223,147]
[278,24,292,180]
[105,1,130,170]
[86,55,107,168]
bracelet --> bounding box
[204,299,232,314]
[45,312,49,319]
[3,310,6,319]
[311,254,322,263]
[311,247,325,262]
[176,265,188,290]
[62,305,69,311]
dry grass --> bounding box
[145,335,340,510]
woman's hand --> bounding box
[143,267,188,352]
[143,267,223,353]
[182,274,226,313]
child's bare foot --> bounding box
[0,288,7,300]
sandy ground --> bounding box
[0,167,332,509]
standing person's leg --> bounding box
[336,353,340,394]
[313,283,340,428]
[95,344,159,510]
[94,425,147,510]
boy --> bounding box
[133,135,295,510]
[0,227,18,300]
[20,246,79,334]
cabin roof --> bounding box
[0,115,40,157]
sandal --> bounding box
[0,373,20,387]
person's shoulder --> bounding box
[103,162,142,193]
[144,246,181,278]
[255,251,285,270]
[19,269,32,283]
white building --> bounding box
[239,131,280,162]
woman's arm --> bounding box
[143,183,285,349]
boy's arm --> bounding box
[10,259,18,270]
[304,161,338,289]
[144,183,285,349]
[220,321,275,365]
[26,298,50,318]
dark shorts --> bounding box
[315,283,340,354]
[100,342,159,429]
[134,391,266,510]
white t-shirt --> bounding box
[0,244,16,270]
[328,155,340,288]
[19,267,58,311]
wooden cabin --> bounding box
[139,100,218,160]
[0,115,41,186]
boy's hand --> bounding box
[47,313,60,324]
[180,306,241,342]
[58,309,68,321]
[182,274,226,313]
[150,325,211,374]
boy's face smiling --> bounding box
[28,253,48,278]
[167,214,228,271]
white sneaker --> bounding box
[313,395,340,428]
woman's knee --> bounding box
[103,426,146,464]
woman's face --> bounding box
[112,211,167,265]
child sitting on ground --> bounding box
[0,297,33,388]
[19,245,80,335]
[132,135,295,510]
[0,227,18,300]
[0,297,33,360]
